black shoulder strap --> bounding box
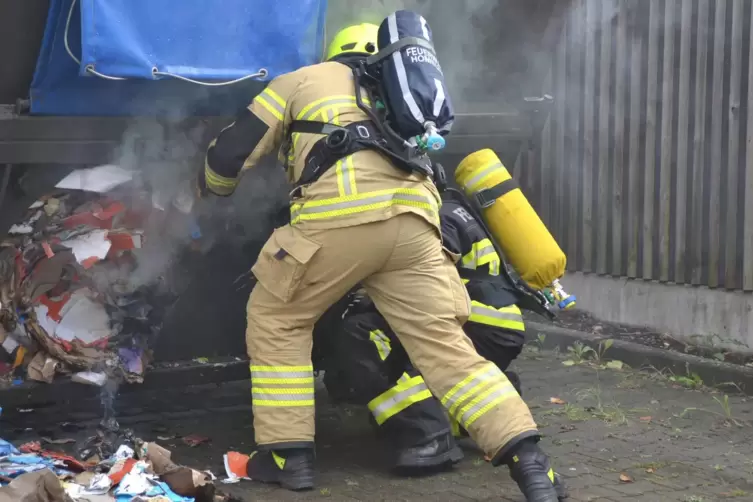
[473,179,520,208]
[289,120,346,136]
[366,36,435,66]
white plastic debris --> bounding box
[8,224,33,235]
[55,292,111,344]
[114,461,154,496]
[71,371,108,387]
[114,444,135,461]
[86,473,113,494]
[61,229,112,265]
[56,164,133,193]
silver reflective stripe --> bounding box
[252,391,314,401]
[388,13,425,125]
[290,206,301,222]
[476,244,496,260]
[443,366,501,412]
[252,370,312,379]
[370,331,391,360]
[258,90,285,115]
[462,242,495,268]
[432,78,445,117]
[340,156,355,196]
[298,192,430,215]
[463,162,502,190]
[471,305,523,323]
[489,259,500,276]
[370,382,429,419]
[459,383,517,426]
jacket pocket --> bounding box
[251,225,322,303]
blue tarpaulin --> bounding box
[30,0,327,116]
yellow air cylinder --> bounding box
[455,149,566,291]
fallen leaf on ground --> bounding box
[605,360,624,370]
[562,360,576,367]
[640,416,652,423]
[645,468,655,473]
[550,397,566,405]
[619,473,634,483]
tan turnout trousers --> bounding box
[247,213,540,460]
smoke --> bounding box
[326,0,562,111]
[98,89,287,294]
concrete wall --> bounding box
[565,272,753,350]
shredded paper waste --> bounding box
[0,428,218,502]
[0,165,203,389]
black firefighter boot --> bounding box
[244,448,315,491]
[498,438,563,502]
[394,430,464,472]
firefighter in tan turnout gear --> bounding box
[198,12,561,502]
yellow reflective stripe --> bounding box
[251,364,314,407]
[368,375,432,425]
[463,161,503,192]
[255,96,284,121]
[398,372,411,384]
[450,415,463,438]
[254,88,286,121]
[264,88,286,108]
[469,302,525,332]
[253,400,315,407]
[441,364,502,415]
[250,365,313,372]
[253,387,312,394]
[462,384,518,428]
[272,451,286,470]
[296,95,371,121]
[332,106,341,126]
[204,166,238,196]
[290,188,438,224]
[369,330,391,361]
[252,377,315,384]
[461,239,499,270]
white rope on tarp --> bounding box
[64,0,267,86]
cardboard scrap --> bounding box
[0,468,70,502]
[26,353,59,384]
[139,442,213,497]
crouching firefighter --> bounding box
[316,190,567,500]
[199,12,562,502]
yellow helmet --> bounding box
[326,23,379,61]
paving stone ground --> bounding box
[8,348,753,501]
